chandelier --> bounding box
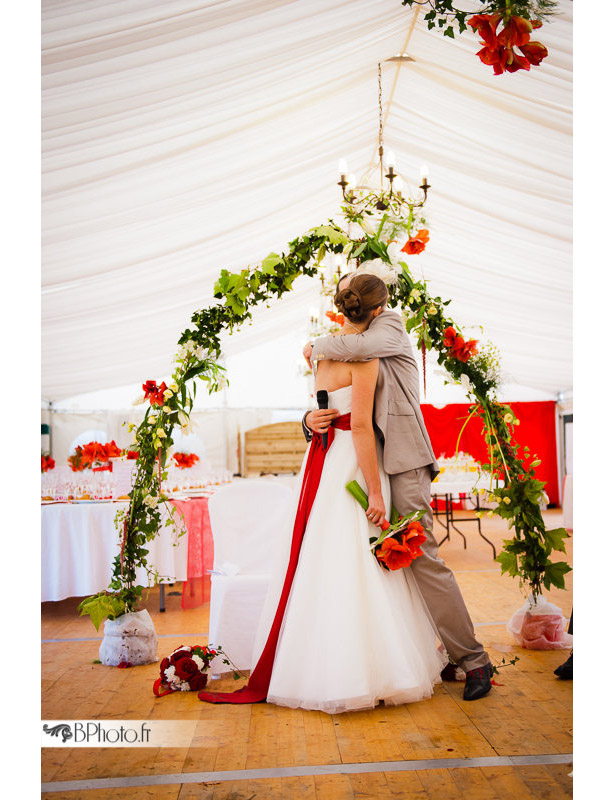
[337,58,430,217]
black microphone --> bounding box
[316,389,329,451]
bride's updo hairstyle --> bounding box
[334,273,388,324]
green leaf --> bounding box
[495,550,520,577]
[261,252,281,274]
[312,225,348,245]
[543,527,569,553]
[543,561,572,590]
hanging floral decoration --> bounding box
[400,0,557,74]
[77,200,570,631]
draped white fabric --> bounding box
[42,0,572,402]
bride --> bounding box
[199,273,448,713]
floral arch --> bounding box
[78,205,570,629]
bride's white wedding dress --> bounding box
[251,385,448,714]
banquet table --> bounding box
[41,498,213,604]
[430,475,502,558]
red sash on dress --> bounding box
[198,412,352,704]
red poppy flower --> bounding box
[468,13,502,49]
[401,229,430,256]
[106,440,122,458]
[41,455,56,473]
[143,379,167,406]
[497,15,533,49]
[519,41,548,66]
[455,339,478,363]
[325,310,345,325]
[173,452,199,469]
[125,450,140,460]
[503,48,530,73]
[376,526,427,571]
[443,326,458,349]
[81,441,109,467]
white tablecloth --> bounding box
[41,501,188,602]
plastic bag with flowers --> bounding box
[153,644,238,697]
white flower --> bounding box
[179,681,192,691]
[130,431,139,445]
[459,373,471,393]
[164,665,179,685]
[178,410,193,433]
[360,217,376,235]
[132,394,147,406]
[354,258,401,285]
[144,494,158,508]
[503,497,511,505]
[427,305,438,315]
[504,413,514,424]
[163,389,173,400]
[487,510,495,518]
[387,241,403,264]
[409,288,422,302]
[192,654,205,671]
[156,429,166,438]
[162,406,172,413]
[169,383,179,393]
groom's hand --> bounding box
[366,491,386,528]
[305,408,339,434]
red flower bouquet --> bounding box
[172,452,200,469]
[67,440,124,471]
[41,454,55,473]
[346,481,428,571]
[153,644,237,696]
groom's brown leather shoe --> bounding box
[463,662,493,700]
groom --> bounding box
[302,276,493,700]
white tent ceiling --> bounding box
[42,0,572,404]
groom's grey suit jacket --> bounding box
[309,310,439,479]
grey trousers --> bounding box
[390,465,491,673]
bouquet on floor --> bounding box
[346,480,428,571]
[153,644,237,696]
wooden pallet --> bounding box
[243,421,308,477]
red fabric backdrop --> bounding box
[421,401,559,506]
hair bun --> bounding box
[336,288,364,322]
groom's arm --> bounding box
[311,310,406,363]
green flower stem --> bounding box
[454,402,480,459]
[345,480,368,510]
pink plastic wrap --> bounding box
[507,597,573,650]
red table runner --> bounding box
[169,497,214,608]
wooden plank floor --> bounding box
[42,509,573,799]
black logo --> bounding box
[43,723,73,743]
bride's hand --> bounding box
[366,491,386,528]
[303,342,313,368]
[306,408,339,433]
